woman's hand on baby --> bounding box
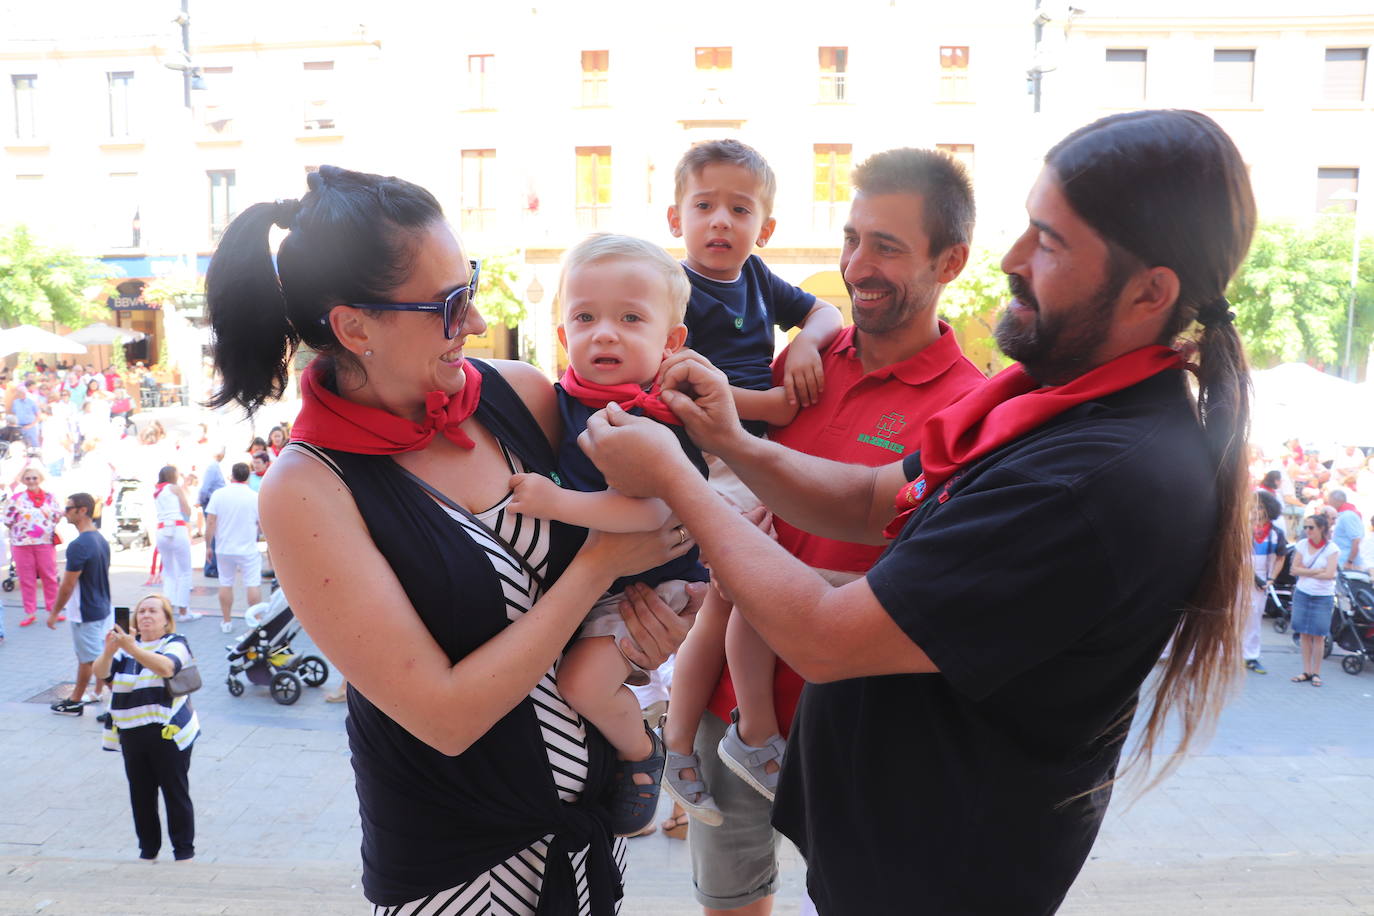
[617,580,704,670]
[582,515,696,581]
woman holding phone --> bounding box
[94,594,200,861]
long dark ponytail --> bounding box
[1046,110,1257,789]
[205,165,444,413]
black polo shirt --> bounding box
[772,371,1217,915]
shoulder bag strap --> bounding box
[390,462,548,594]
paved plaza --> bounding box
[1,536,1373,913]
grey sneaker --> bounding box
[662,746,724,827]
[717,721,785,802]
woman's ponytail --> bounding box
[205,202,299,412]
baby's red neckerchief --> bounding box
[558,367,680,426]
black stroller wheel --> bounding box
[227,677,245,697]
[1324,636,1333,659]
[270,671,303,705]
[1273,617,1289,634]
[1,578,13,592]
[1342,655,1364,675]
[297,656,329,687]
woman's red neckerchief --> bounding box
[1254,521,1272,543]
[24,489,45,508]
[885,345,1184,539]
[290,358,482,455]
[154,482,171,499]
[559,367,680,426]
[1309,534,1328,550]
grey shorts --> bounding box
[688,711,781,909]
[71,614,112,663]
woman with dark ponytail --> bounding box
[207,165,696,914]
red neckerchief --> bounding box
[24,489,45,508]
[1258,484,1277,494]
[1254,521,1272,543]
[1339,502,1362,518]
[154,482,171,499]
[268,444,284,458]
[885,345,1183,539]
[558,367,680,426]
[1308,536,1328,551]
[290,358,482,455]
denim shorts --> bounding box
[71,614,112,663]
[1291,589,1334,637]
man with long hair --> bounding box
[580,109,1254,913]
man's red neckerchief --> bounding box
[885,345,1184,539]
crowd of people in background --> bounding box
[1248,440,1374,685]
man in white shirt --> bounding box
[204,463,261,634]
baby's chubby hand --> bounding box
[507,473,561,518]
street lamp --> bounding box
[1330,189,1363,381]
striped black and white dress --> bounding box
[373,447,626,916]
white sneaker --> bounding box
[177,611,203,623]
[220,620,234,634]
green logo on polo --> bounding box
[857,411,907,454]
[734,317,744,330]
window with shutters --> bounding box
[819,47,847,102]
[107,71,134,137]
[461,149,496,233]
[1324,48,1367,102]
[813,143,852,232]
[1213,49,1255,104]
[468,54,495,109]
[11,74,37,139]
[938,47,970,102]
[1105,49,1147,102]
[302,61,335,131]
[576,146,612,230]
[581,50,609,106]
[107,173,141,249]
[695,47,732,104]
[208,170,237,243]
[1316,168,1359,213]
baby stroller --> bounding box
[112,477,151,550]
[225,587,329,705]
[1269,545,1297,629]
[1,560,14,592]
[1334,569,1374,676]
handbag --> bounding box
[165,639,203,696]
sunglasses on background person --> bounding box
[343,259,481,340]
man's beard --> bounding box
[994,271,1124,385]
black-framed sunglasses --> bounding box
[347,259,480,340]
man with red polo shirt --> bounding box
[686,148,986,915]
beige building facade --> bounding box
[1,0,1369,375]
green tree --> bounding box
[0,225,105,327]
[1229,217,1374,373]
[477,251,528,329]
[940,245,1012,374]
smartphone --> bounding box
[114,606,130,633]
